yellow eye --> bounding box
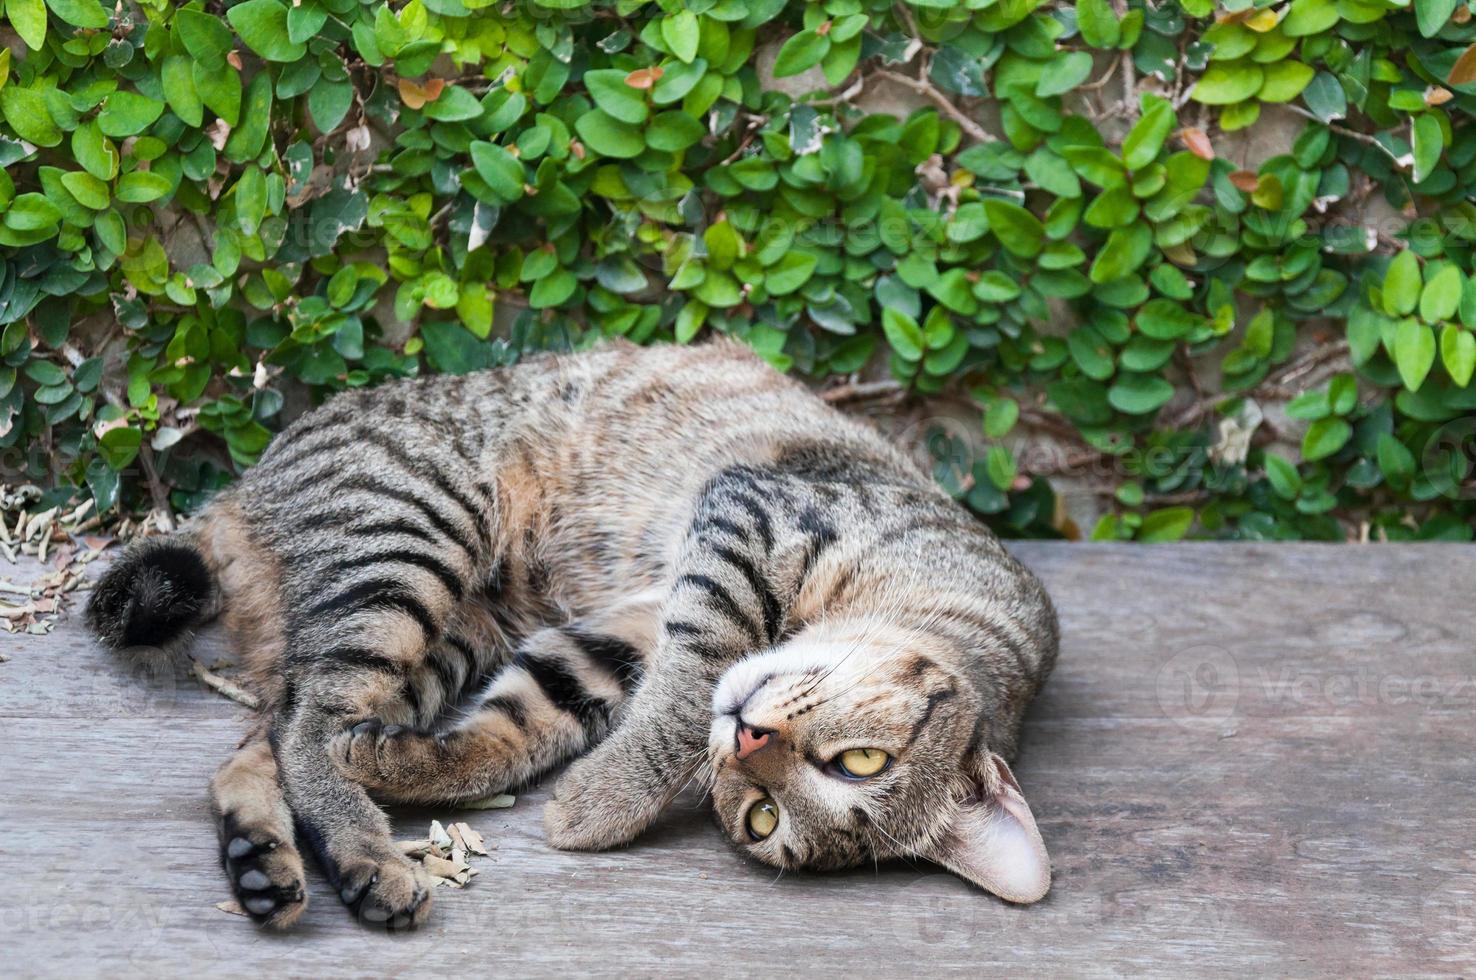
[837,748,891,778]
[746,797,779,840]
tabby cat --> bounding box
[88,339,1059,929]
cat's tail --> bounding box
[86,533,218,656]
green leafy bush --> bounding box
[1,0,1474,540]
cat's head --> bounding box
[706,620,1050,902]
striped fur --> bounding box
[88,338,1059,928]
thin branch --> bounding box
[868,68,994,144]
[821,379,905,404]
[1281,104,1385,147]
[191,661,261,709]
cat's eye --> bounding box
[836,748,891,778]
[746,797,779,840]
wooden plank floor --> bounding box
[3,543,1473,978]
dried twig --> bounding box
[191,660,261,709]
[1281,104,1385,148]
[868,68,995,144]
[821,379,905,404]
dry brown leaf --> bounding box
[1448,43,1476,86]
[454,822,488,855]
[422,853,466,879]
[1243,7,1281,31]
[624,66,664,89]
[398,77,446,109]
[216,900,248,916]
[461,793,516,810]
[1228,170,1260,193]
[1426,85,1454,106]
[1180,127,1215,161]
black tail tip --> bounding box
[86,537,214,651]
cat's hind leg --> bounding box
[333,621,649,805]
[209,734,307,928]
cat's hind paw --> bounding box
[219,813,307,929]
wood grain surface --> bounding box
[2,543,1472,978]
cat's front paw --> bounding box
[543,758,656,851]
[330,718,439,794]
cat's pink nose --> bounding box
[735,721,774,760]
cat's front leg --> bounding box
[545,467,808,849]
[543,667,712,850]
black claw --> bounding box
[351,720,381,738]
[382,724,404,737]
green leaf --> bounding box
[1122,95,1174,171]
[1302,72,1346,122]
[765,251,817,296]
[982,396,1019,438]
[1136,298,1197,338]
[881,307,924,361]
[308,79,353,133]
[985,445,1016,492]
[574,109,645,159]
[1138,507,1194,542]
[1077,0,1121,47]
[1440,324,1475,386]
[60,170,108,209]
[584,68,648,125]
[1420,265,1462,323]
[1393,318,1436,390]
[7,0,46,51]
[528,268,577,308]
[1257,61,1314,103]
[194,59,242,125]
[1382,251,1422,316]
[1,85,61,146]
[4,192,61,230]
[97,91,165,138]
[115,170,172,203]
[1411,113,1444,184]
[1376,433,1415,485]
[662,10,700,64]
[223,72,271,162]
[1416,0,1459,37]
[470,141,524,202]
[645,110,704,152]
[1036,52,1094,97]
[176,8,234,67]
[1192,63,1264,105]
[773,30,829,78]
[983,200,1043,257]
[227,0,306,62]
[44,0,107,28]
[1301,417,1352,461]
[423,86,484,122]
[1264,453,1302,499]
[1107,372,1174,414]
[98,425,143,470]
[1281,0,1339,36]
[161,55,204,128]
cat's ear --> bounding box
[920,753,1051,903]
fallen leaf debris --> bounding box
[397,819,495,889]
